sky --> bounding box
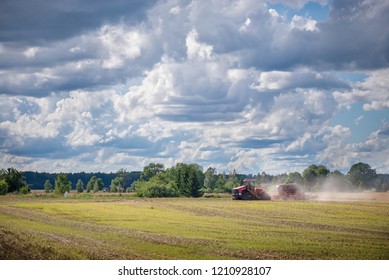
[0,0,388,175]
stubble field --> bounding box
[0,192,388,260]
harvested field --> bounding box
[0,192,388,260]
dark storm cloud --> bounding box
[0,0,156,44]
[0,25,154,96]
[0,130,71,159]
[238,0,389,71]
[313,0,389,70]
[1,0,386,98]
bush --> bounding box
[19,186,30,195]
[44,179,53,193]
[142,185,178,198]
[0,179,9,195]
[135,176,178,198]
[110,185,117,192]
[1,167,26,193]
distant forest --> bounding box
[23,171,141,190]
[9,161,389,194]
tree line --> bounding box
[0,168,140,195]
[23,170,141,190]
[0,162,388,196]
[133,162,389,197]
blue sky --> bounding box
[1,0,388,174]
[267,1,330,22]
[330,102,388,143]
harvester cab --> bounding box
[232,179,271,200]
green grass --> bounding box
[0,195,388,259]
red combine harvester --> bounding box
[232,179,271,200]
[275,183,306,200]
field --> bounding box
[0,192,389,260]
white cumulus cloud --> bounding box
[186,29,213,60]
[0,0,388,174]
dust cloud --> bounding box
[262,178,389,202]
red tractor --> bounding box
[232,179,271,200]
[276,183,306,200]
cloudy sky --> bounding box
[1,0,388,174]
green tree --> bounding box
[203,167,217,192]
[214,173,227,193]
[86,176,97,193]
[54,173,71,194]
[170,163,204,197]
[347,162,377,189]
[316,165,330,176]
[136,163,236,197]
[258,172,272,184]
[110,184,117,192]
[93,178,104,192]
[76,179,84,193]
[379,178,389,192]
[44,179,53,193]
[357,181,365,191]
[225,170,240,192]
[0,179,9,195]
[140,163,165,181]
[302,164,329,190]
[0,167,26,193]
[116,169,131,189]
[110,177,124,193]
[376,179,384,192]
[274,173,288,184]
[285,172,303,184]
[330,170,343,177]
[187,164,204,197]
[135,172,178,198]
[326,170,353,192]
[302,166,317,185]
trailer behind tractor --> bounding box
[275,183,306,200]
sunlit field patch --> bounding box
[0,194,388,259]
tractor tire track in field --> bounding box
[0,204,231,259]
[1,197,389,259]
[0,206,150,259]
